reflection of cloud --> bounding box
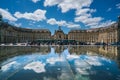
[75,60,90,75]
[67,55,79,59]
[24,61,45,73]
[59,72,73,80]
[1,61,20,72]
[84,56,103,66]
[74,55,106,76]
[43,77,56,80]
[75,60,90,68]
[75,74,90,80]
[46,57,64,65]
[76,68,89,75]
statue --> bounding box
[58,26,61,30]
[118,16,120,22]
[0,14,3,26]
[118,16,120,30]
[0,14,2,21]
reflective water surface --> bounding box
[0,46,120,80]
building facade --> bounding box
[0,15,51,43]
[53,26,67,40]
[68,21,120,44]
[0,14,120,44]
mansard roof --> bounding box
[69,22,118,33]
[0,21,51,33]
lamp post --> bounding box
[118,16,120,28]
[118,16,120,42]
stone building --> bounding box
[68,29,99,44]
[0,15,51,43]
[0,14,120,44]
[68,17,120,44]
[53,26,67,40]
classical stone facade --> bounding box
[0,14,120,44]
[68,21,120,44]
[0,15,51,43]
[53,26,67,40]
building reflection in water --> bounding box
[0,46,51,62]
[0,46,120,80]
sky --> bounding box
[0,0,120,34]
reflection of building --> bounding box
[53,46,66,53]
[0,46,51,61]
[68,45,120,68]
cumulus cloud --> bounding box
[47,18,80,28]
[32,0,40,3]
[95,20,115,28]
[0,8,17,21]
[116,3,120,9]
[14,9,46,21]
[76,8,96,16]
[74,8,115,28]
[75,17,103,25]
[13,23,22,27]
[44,0,112,29]
[44,0,93,13]
[9,22,22,27]
[74,6,105,28]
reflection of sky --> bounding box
[0,47,120,80]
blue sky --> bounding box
[0,0,120,34]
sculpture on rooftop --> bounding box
[0,14,2,21]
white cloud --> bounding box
[10,22,22,27]
[76,8,96,16]
[14,9,46,21]
[95,20,115,28]
[0,8,17,21]
[24,61,46,73]
[116,3,120,9]
[44,0,93,13]
[44,0,114,29]
[47,18,80,28]
[107,8,112,12]
[75,10,115,28]
[75,15,103,27]
[14,23,22,27]
[32,0,40,3]
[47,18,66,26]
[44,0,108,29]
[66,22,80,28]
